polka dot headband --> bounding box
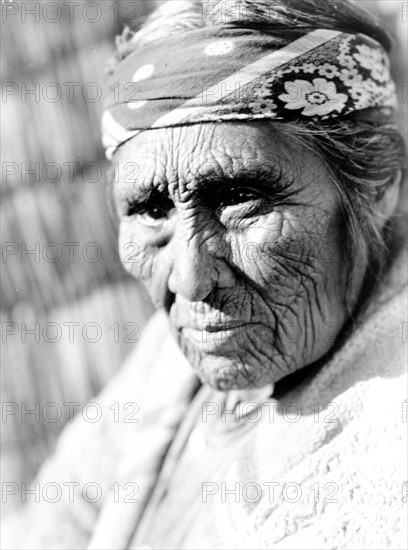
[102,26,397,159]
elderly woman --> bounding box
[7,0,407,549]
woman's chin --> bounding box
[187,351,273,391]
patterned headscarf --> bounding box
[102,26,397,159]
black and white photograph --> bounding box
[1,1,407,548]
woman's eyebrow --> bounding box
[193,164,289,196]
[115,174,170,203]
[115,163,292,204]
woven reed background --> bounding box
[1,0,406,515]
[1,0,158,511]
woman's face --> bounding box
[113,122,364,390]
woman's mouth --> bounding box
[179,324,249,353]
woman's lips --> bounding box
[180,324,249,352]
[200,321,247,332]
[169,301,249,329]
[176,320,248,333]
[169,302,252,351]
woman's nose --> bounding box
[168,233,235,302]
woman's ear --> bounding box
[375,169,403,225]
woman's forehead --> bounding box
[113,122,304,192]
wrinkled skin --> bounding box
[112,122,366,391]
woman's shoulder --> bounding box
[56,309,196,456]
[3,311,197,549]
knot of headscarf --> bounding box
[102,26,397,159]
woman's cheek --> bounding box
[229,211,295,283]
[118,221,174,310]
[118,221,156,280]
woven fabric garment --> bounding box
[2,263,407,549]
[102,27,397,159]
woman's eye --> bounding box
[141,205,167,221]
[127,200,172,225]
[218,187,260,208]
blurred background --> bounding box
[1,0,406,516]
[1,0,159,514]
